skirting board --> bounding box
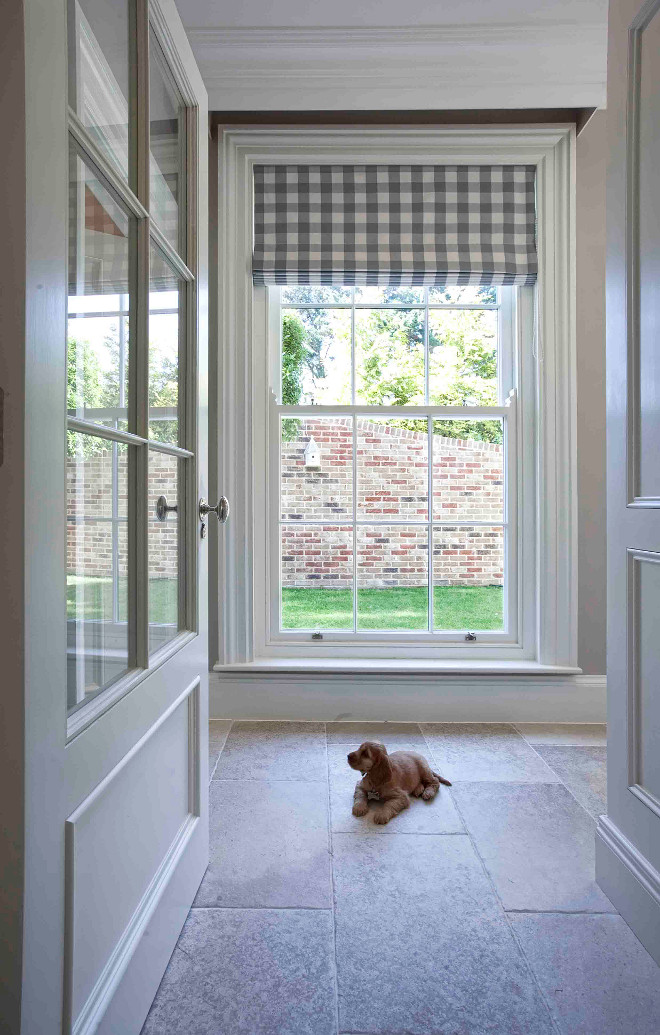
[596,816,660,968]
[210,672,605,722]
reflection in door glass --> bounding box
[149,246,182,445]
[148,450,181,654]
[67,432,130,712]
[68,145,132,430]
[149,28,184,253]
[67,0,131,179]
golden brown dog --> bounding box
[347,740,452,824]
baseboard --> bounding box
[596,816,660,967]
[209,671,606,722]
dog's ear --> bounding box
[368,742,392,784]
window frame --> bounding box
[216,125,577,670]
[266,287,523,649]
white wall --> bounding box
[576,110,607,675]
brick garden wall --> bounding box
[67,420,504,590]
[281,418,504,589]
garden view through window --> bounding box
[276,286,512,638]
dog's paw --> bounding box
[352,802,369,817]
[422,784,438,801]
[372,810,391,825]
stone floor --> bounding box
[141,721,660,1035]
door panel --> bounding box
[596,0,660,966]
[21,1,209,1032]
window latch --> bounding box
[311,631,323,640]
[465,631,477,642]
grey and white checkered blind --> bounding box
[252,165,537,287]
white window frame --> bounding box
[215,126,577,670]
[266,287,525,651]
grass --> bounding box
[67,575,177,624]
[68,578,504,632]
[282,585,503,631]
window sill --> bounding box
[213,658,582,677]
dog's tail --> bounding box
[433,771,452,787]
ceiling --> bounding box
[174,0,608,112]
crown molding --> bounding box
[186,22,606,50]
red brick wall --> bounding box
[281,418,504,588]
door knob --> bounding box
[199,496,230,523]
[156,495,177,521]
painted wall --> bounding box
[576,109,607,674]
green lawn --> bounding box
[67,575,177,624]
[282,585,503,631]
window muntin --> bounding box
[273,288,514,643]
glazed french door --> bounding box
[20,0,210,1032]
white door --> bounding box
[596,0,660,964]
[19,0,211,1031]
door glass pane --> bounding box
[281,525,353,630]
[67,0,131,179]
[357,525,428,630]
[67,432,129,713]
[150,245,182,445]
[433,526,504,631]
[149,28,184,253]
[149,450,181,653]
[68,145,132,430]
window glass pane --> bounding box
[280,417,352,521]
[355,309,425,405]
[428,308,498,406]
[433,526,504,630]
[282,307,351,405]
[149,28,184,253]
[148,450,181,653]
[281,286,351,305]
[428,286,497,305]
[357,417,428,519]
[150,245,182,445]
[67,433,129,713]
[281,526,353,629]
[354,287,424,305]
[432,419,504,521]
[68,145,132,429]
[357,526,428,630]
[68,0,131,179]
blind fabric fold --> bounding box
[252,164,537,287]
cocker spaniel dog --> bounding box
[347,740,451,825]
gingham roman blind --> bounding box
[252,164,537,287]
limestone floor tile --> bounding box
[333,833,555,1035]
[420,723,561,783]
[534,745,607,818]
[213,721,327,781]
[509,913,660,1035]
[141,908,337,1035]
[208,719,232,777]
[195,780,332,908]
[514,722,607,746]
[326,721,427,749]
[452,782,614,912]
[327,744,463,834]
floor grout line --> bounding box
[417,720,564,1035]
[189,904,333,911]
